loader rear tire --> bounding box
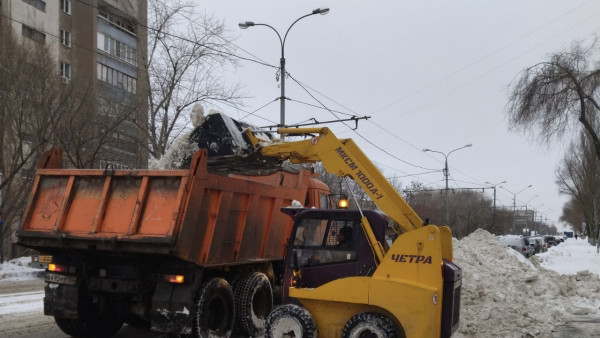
[265,304,316,338]
[342,312,399,338]
[233,272,273,336]
[195,277,235,338]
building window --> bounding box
[60,0,71,14]
[60,62,71,82]
[60,29,71,47]
[97,33,137,65]
[22,25,45,43]
[97,63,137,94]
[98,10,136,35]
[22,0,46,12]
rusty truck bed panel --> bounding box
[18,150,312,266]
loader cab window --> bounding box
[319,193,331,209]
[291,216,357,267]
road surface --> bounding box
[0,278,163,338]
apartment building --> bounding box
[0,0,149,169]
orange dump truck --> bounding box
[17,148,330,337]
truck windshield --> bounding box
[291,216,357,267]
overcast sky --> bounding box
[196,0,600,231]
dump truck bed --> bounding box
[18,149,320,267]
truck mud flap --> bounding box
[151,281,197,334]
[44,282,79,319]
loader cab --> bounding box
[280,209,387,303]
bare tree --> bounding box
[507,38,600,158]
[555,132,600,245]
[0,27,63,259]
[0,25,138,259]
[143,0,245,160]
[560,197,585,235]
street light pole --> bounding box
[423,143,472,226]
[500,184,532,234]
[239,8,330,131]
[485,180,507,233]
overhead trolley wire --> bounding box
[287,73,440,172]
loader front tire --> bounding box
[342,312,399,338]
[265,304,316,338]
[233,272,273,336]
[195,277,235,338]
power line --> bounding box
[72,0,277,69]
[288,73,439,171]
[369,0,595,116]
[239,97,278,121]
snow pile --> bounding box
[536,237,600,277]
[190,103,206,127]
[0,257,44,281]
[454,229,600,337]
[149,130,199,169]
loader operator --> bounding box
[336,226,353,249]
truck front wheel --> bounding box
[342,312,399,338]
[265,304,316,338]
[195,277,235,338]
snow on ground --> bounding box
[536,237,600,277]
[454,230,600,337]
[0,257,43,281]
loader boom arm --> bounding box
[245,127,424,234]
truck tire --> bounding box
[342,312,399,338]
[265,304,316,338]
[195,277,235,338]
[54,317,79,336]
[233,272,273,336]
[71,294,124,337]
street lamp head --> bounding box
[465,143,473,148]
[313,8,330,15]
[238,21,255,29]
[423,148,430,152]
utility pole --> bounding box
[423,144,472,226]
[500,184,532,234]
[486,180,506,234]
[239,8,330,135]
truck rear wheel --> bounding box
[265,304,316,338]
[233,272,273,336]
[195,277,235,338]
[54,317,79,336]
[342,312,399,338]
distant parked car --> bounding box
[498,236,534,258]
[527,236,546,254]
[544,235,556,248]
